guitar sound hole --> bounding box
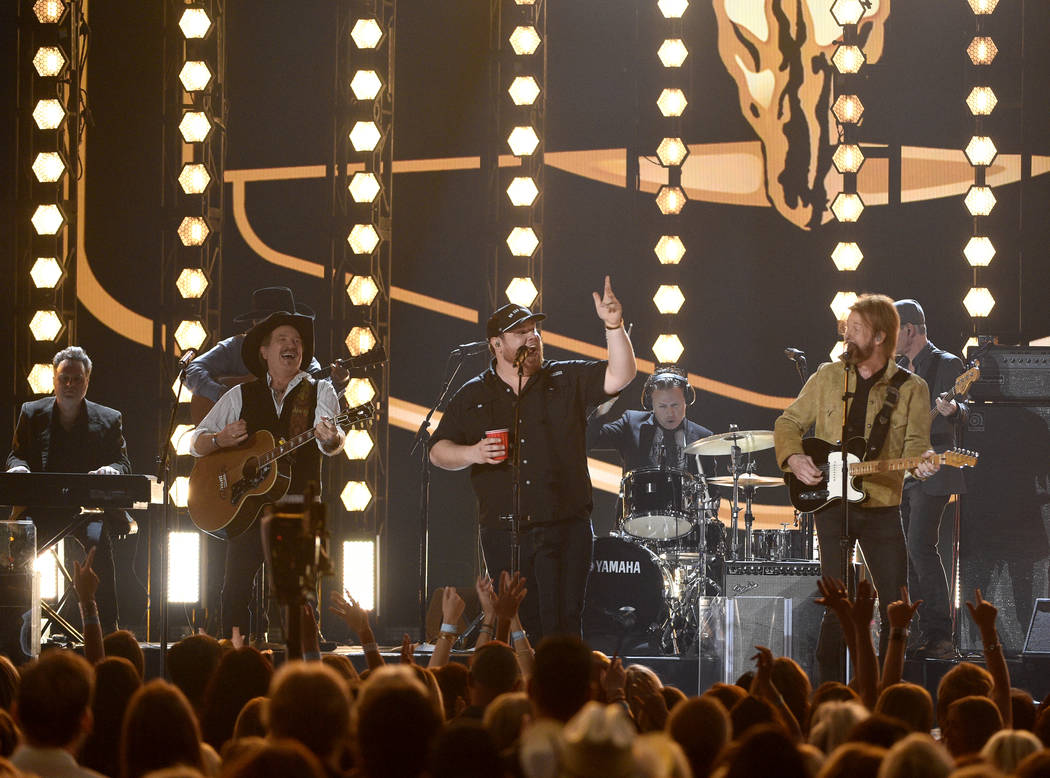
[242,457,258,479]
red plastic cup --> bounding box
[485,428,509,463]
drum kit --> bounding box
[586,427,816,656]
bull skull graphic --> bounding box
[713,0,891,229]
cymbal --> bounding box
[684,430,775,456]
[708,474,784,489]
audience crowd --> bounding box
[2,554,1049,778]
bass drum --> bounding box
[583,536,669,655]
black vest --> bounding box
[239,378,321,495]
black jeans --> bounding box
[814,503,908,684]
[900,487,953,643]
[480,518,593,640]
[221,528,265,637]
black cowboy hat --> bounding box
[241,311,315,379]
[233,286,316,325]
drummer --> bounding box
[587,366,719,514]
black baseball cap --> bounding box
[894,299,926,326]
[486,303,546,338]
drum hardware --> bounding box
[619,467,698,540]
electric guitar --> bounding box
[187,402,375,539]
[929,362,980,421]
[786,437,978,513]
[188,347,386,425]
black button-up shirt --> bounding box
[431,359,612,528]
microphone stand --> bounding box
[155,359,192,676]
[792,354,816,561]
[839,358,854,681]
[503,350,529,576]
[410,351,465,642]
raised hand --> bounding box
[749,644,777,699]
[494,570,528,622]
[328,589,372,635]
[592,275,623,328]
[400,633,417,665]
[816,576,852,627]
[72,546,99,603]
[475,575,497,622]
[966,588,999,641]
[441,585,466,626]
[887,585,923,629]
[602,656,627,700]
[848,578,877,628]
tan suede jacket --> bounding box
[773,358,933,508]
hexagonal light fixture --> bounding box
[830,192,864,223]
[344,378,376,407]
[31,204,64,235]
[964,185,996,216]
[831,242,863,271]
[351,18,384,49]
[33,98,65,130]
[346,275,380,306]
[32,152,65,183]
[832,144,865,174]
[508,25,541,56]
[963,287,995,318]
[967,36,997,65]
[654,235,686,265]
[340,481,372,512]
[506,277,539,307]
[179,8,212,38]
[178,163,211,194]
[32,46,66,77]
[966,87,997,116]
[962,336,980,355]
[347,224,381,254]
[179,111,212,142]
[506,227,539,257]
[507,126,540,156]
[27,363,55,394]
[30,257,63,288]
[657,88,687,117]
[655,185,687,215]
[176,268,209,298]
[830,291,858,321]
[349,121,382,152]
[964,236,995,267]
[967,0,998,14]
[350,70,383,100]
[506,176,539,207]
[657,39,689,68]
[171,376,193,403]
[832,45,865,74]
[174,320,208,351]
[508,75,541,106]
[656,137,689,167]
[343,430,374,460]
[832,94,864,124]
[830,0,865,25]
[652,334,684,364]
[171,423,196,456]
[169,476,190,509]
[658,0,689,18]
[829,341,847,362]
[964,136,998,167]
[348,172,381,203]
[345,326,377,357]
[29,310,63,341]
[179,61,212,92]
[33,0,66,23]
[177,216,210,246]
[653,285,685,315]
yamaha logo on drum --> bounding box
[592,558,642,575]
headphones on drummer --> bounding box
[641,366,695,411]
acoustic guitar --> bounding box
[187,402,375,539]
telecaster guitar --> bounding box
[187,402,375,539]
[787,437,978,513]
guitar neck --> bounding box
[849,452,942,476]
[258,427,318,468]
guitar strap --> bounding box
[864,367,911,460]
[286,378,317,439]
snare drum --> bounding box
[751,529,808,561]
[620,467,697,540]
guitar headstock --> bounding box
[337,402,377,430]
[944,448,978,468]
[954,364,980,397]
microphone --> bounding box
[177,349,197,369]
[512,345,530,369]
[784,347,805,362]
[450,340,490,356]
[839,342,854,363]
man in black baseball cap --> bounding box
[430,277,637,639]
[895,297,969,659]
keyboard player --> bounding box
[6,346,132,633]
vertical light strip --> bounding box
[652,0,689,365]
[167,531,201,603]
[828,0,867,358]
[342,540,376,611]
[961,0,999,346]
[35,541,65,602]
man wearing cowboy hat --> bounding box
[189,309,346,639]
[430,276,637,639]
[183,286,347,404]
